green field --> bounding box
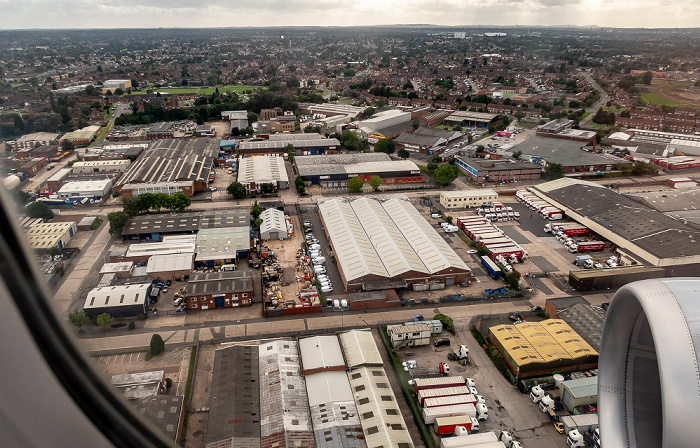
[198,85,265,94]
[640,92,693,108]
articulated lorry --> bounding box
[544,222,589,235]
[440,431,499,448]
[434,415,480,435]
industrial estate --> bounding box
[2,25,700,448]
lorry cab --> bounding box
[567,429,585,448]
[476,403,488,421]
[530,385,545,403]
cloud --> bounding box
[0,0,698,28]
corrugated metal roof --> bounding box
[338,330,384,369]
[305,371,354,407]
[298,335,346,372]
[319,199,389,282]
[146,253,193,273]
[351,198,428,277]
[383,198,469,273]
[561,375,598,399]
[84,283,151,310]
[195,227,250,260]
[238,155,289,185]
[347,366,414,448]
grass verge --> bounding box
[179,345,198,446]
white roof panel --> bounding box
[339,330,384,368]
[298,335,345,371]
[305,371,354,407]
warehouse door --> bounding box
[562,389,573,410]
[214,295,225,308]
[269,232,278,239]
[445,277,455,286]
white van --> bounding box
[313,265,326,274]
[309,244,321,251]
[313,256,326,264]
[431,212,441,219]
[323,286,334,294]
[333,299,340,308]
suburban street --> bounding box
[579,70,610,124]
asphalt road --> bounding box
[579,70,610,125]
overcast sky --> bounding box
[1,0,698,29]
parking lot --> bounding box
[392,327,561,448]
[299,206,345,299]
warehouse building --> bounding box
[195,226,251,266]
[146,253,194,282]
[221,110,249,131]
[258,340,315,448]
[83,143,148,161]
[300,103,365,119]
[338,330,384,369]
[119,181,195,198]
[304,371,366,448]
[557,303,606,352]
[488,320,599,379]
[18,157,47,177]
[25,221,77,251]
[394,126,462,154]
[206,345,260,448]
[124,235,197,264]
[83,283,152,318]
[455,157,542,182]
[347,366,414,447]
[199,209,250,229]
[46,168,73,191]
[260,208,287,240]
[71,160,131,174]
[99,262,134,280]
[358,110,411,132]
[185,271,253,310]
[56,179,113,201]
[121,214,201,241]
[298,335,346,375]
[510,135,628,174]
[295,153,424,187]
[440,189,498,210]
[530,178,700,275]
[319,196,471,292]
[237,156,289,193]
[444,110,498,128]
[9,132,59,151]
[114,138,218,194]
[559,376,598,412]
[60,126,100,146]
[239,138,340,156]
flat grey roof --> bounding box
[548,296,590,309]
[512,135,624,167]
[186,270,252,296]
[540,182,700,259]
[457,157,541,172]
[239,138,339,151]
[121,214,200,236]
[133,396,184,442]
[295,152,390,177]
[206,345,260,446]
[557,303,605,352]
[199,209,250,229]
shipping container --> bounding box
[415,376,467,392]
[418,386,471,406]
[481,256,501,280]
[441,432,500,448]
[424,404,475,424]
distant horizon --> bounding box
[1,24,700,32]
[1,0,699,31]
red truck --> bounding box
[489,246,526,261]
[414,376,467,392]
[568,241,605,253]
[417,386,470,406]
[545,222,589,236]
[434,415,479,435]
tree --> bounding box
[285,143,294,162]
[397,148,410,159]
[544,163,565,180]
[476,245,489,257]
[369,175,382,191]
[374,138,394,154]
[431,155,442,163]
[504,270,521,290]
[171,192,191,211]
[512,150,523,160]
[85,85,97,96]
[348,176,364,193]
[434,164,459,186]
[227,181,247,199]
[361,107,376,119]
[412,119,420,130]
[340,130,360,151]
[68,310,90,332]
[252,200,262,219]
[427,162,438,173]
[48,246,62,257]
[96,313,113,329]
[295,176,306,195]
[149,334,165,356]
[260,183,275,195]
[107,211,130,236]
[640,71,654,85]
[114,88,124,96]
[26,201,54,220]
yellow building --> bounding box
[488,319,598,379]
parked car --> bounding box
[174,297,184,306]
[530,305,542,312]
[412,314,424,321]
[434,338,450,347]
[466,249,477,254]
